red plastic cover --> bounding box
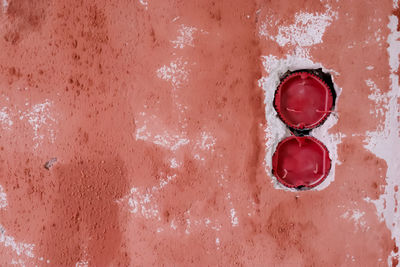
[272,136,331,188]
[274,72,333,130]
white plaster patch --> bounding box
[158,174,176,189]
[20,100,57,149]
[192,131,217,162]
[125,187,160,219]
[274,11,335,47]
[365,79,388,118]
[153,134,189,151]
[196,131,216,152]
[11,258,26,266]
[2,0,8,13]
[0,107,13,130]
[258,55,343,191]
[363,15,400,265]
[182,211,222,235]
[118,173,176,221]
[341,209,369,231]
[216,165,228,188]
[224,192,240,227]
[169,158,181,169]
[74,241,88,267]
[138,0,148,9]
[260,4,337,58]
[75,260,89,267]
[230,208,239,227]
[0,185,7,209]
[0,224,35,258]
[171,25,197,49]
[170,219,177,230]
[157,58,189,89]
[134,112,189,151]
[0,195,50,264]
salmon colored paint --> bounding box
[0,0,398,266]
[272,136,331,188]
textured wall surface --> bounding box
[0,0,399,266]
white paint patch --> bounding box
[0,185,7,209]
[230,208,239,227]
[365,79,388,118]
[157,58,189,89]
[138,0,148,9]
[171,25,197,49]
[153,133,189,151]
[258,55,343,191]
[2,0,8,12]
[0,193,46,264]
[0,224,35,258]
[182,211,222,235]
[158,174,176,189]
[169,158,181,169]
[134,112,189,151]
[224,192,240,227]
[21,100,57,149]
[260,4,337,58]
[74,241,89,267]
[11,258,26,266]
[363,15,400,265]
[184,210,191,235]
[196,131,216,152]
[118,173,176,221]
[274,10,335,47]
[216,165,228,188]
[192,131,217,162]
[75,260,89,267]
[170,219,177,230]
[341,209,369,231]
[0,107,13,129]
[125,187,161,220]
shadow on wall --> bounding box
[43,156,130,266]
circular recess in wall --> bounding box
[274,72,334,130]
[272,136,331,189]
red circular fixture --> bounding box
[274,72,333,130]
[272,136,331,189]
